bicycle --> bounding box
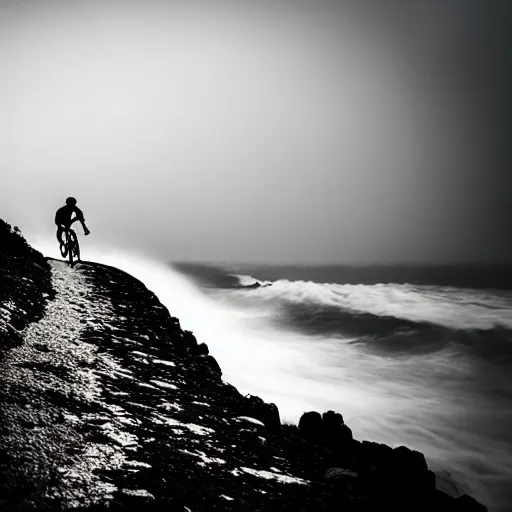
[60,226,81,268]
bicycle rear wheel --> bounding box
[68,230,80,267]
[60,231,69,257]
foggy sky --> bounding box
[1,0,510,264]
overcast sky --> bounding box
[1,0,510,264]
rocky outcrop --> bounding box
[243,281,271,289]
[238,394,281,431]
[0,221,489,511]
[298,410,353,447]
[0,220,54,355]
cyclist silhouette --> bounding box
[55,197,90,253]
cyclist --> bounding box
[55,197,90,254]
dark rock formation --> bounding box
[193,342,209,356]
[243,281,271,289]
[298,410,323,438]
[454,494,489,511]
[0,220,489,511]
[238,394,281,431]
[299,410,353,449]
[0,220,54,355]
[244,281,262,289]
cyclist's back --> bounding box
[55,204,83,228]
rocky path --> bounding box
[0,261,143,507]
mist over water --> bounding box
[31,238,512,511]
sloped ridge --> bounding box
[0,220,54,354]
[0,221,488,511]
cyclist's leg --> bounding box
[56,225,64,244]
[59,226,69,257]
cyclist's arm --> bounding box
[71,207,90,234]
[73,206,85,222]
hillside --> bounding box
[0,220,487,511]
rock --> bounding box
[357,442,435,499]
[235,416,265,427]
[325,412,353,449]
[454,494,488,512]
[242,281,271,289]
[244,282,261,289]
[204,355,222,376]
[392,445,428,474]
[298,411,323,439]
[334,424,353,446]
[34,343,50,353]
[19,417,37,429]
[323,410,344,427]
[362,441,394,464]
[191,342,209,356]
[324,468,361,500]
[182,330,198,349]
[434,489,457,508]
[420,469,437,492]
[325,467,358,481]
[241,394,281,430]
[298,410,353,449]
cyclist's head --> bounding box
[66,197,77,207]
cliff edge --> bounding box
[0,220,487,511]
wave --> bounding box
[228,278,512,329]
[171,263,272,290]
[171,263,512,328]
[233,274,272,288]
[171,262,512,362]
[210,278,512,362]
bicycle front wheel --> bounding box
[74,233,81,263]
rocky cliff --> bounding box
[0,220,488,511]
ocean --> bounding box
[169,262,512,512]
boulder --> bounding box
[235,416,265,427]
[325,467,358,481]
[298,411,323,439]
[324,467,359,495]
[392,445,428,473]
[191,342,209,356]
[298,410,353,449]
[240,394,281,430]
[322,410,344,428]
[182,330,198,349]
[204,355,222,376]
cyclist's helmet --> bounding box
[66,197,77,206]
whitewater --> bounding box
[30,240,512,511]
